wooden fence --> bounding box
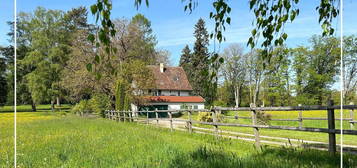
[105,100,357,154]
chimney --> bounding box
[160,63,164,73]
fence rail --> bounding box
[105,100,357,153]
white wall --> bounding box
[131,102,204,111]
[151,90,190,96]
[150,102,205,110]
[168,103,204,110]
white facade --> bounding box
[151,102,204,110]
[149,90,190,96]
[131,102,205,111]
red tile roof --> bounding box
[146,96,205,103]
[148,65,193,91]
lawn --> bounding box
[175,109,357,146]
[1,107,357,167]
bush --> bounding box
[71,100,89,114]
[256,111,272,125]
[89,94,111,117]
[197,112,212,122]
[197,112,223,122]
[212,100,227,107]
[71,94,111,117]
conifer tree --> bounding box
[179,45,192,81]
[191,18,210,100]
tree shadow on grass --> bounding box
[168,145,357,168]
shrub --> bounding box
[197,112,212,122]
[71,100,89,114]
[256,111,272,125]
[212,100,227,107]
[89,94,111,117]
[197,112,223,122]
[71,94,111,117]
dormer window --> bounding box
[173,76,179,81]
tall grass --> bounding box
[0,112,356,167]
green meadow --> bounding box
[179,110,357,146]
[0,105,357,167]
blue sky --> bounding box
[1,0,356,66]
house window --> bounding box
[194,105,198,109]
[158,90,162,96]
[178,91,180,96]
[180,104,189,109]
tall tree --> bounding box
[221,43,246,107]
[191,18,210,102]
[246,49,266,106]
[291,36,340,105]
[19,7,88,111]
[305,36,340,105]
[343,35,357,102]
[263,47,291,106]
[291,46,309,105]
[179,45,192,80]
[61,14,161,105]
[0,47,9,106]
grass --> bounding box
[0,104,72,113]
[178,110,357,146]
[1,111,357,168]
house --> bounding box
[131,63,205,111]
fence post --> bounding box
[130,111,133,122]
[169,111,173,131]
[298,104,303,128]
[212,108,218,137]
[155,108,159,125]
[235,111,239,123]
[327,100,336,154]
[350,102,355,130]
[116,111,119,122]
[118,111,122,122]
[146,110,149,125]
[188,110,193,133]
[251,103,261,150]
[123,111,126,123]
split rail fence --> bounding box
[105,100,357,153]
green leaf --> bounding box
[250,0,256,9]
[219,57,224,63]
[87,34,95,43]
[86,63,92,72]
[251,29,257,36]
[90,5,97,14]
[282,33,288,40]
[95,55,100,63]
[97,2,103,11]
[226,17,231,24]
[290,11,296,21]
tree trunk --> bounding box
[31,102,37,112]
[56,97,60,107]
[51,100,55,112]
[234,86,240,108]
[253,86,260,107]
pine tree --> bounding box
[191,18,210,100]
[179,45,192,80]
